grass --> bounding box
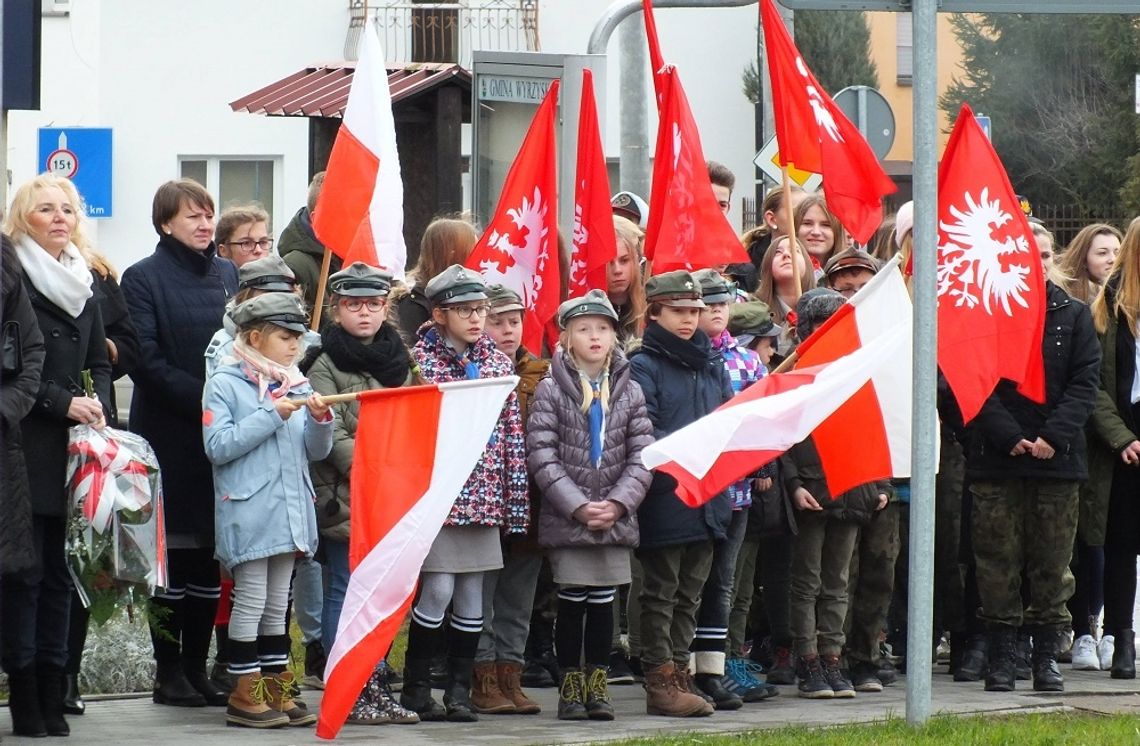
[609,712,1140,745]
[288,619,408,679]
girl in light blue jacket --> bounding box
[202,292,333,729]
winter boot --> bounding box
[644,661,714,717]
[984,627,1018,692]
[496,661,540,714]
[346,665,420,725]
[226,673,289,728]
[796,655,834,699]
[954,634,988,682]
[209,624,236,693]
[766,645,797,685]
[62,673,85,716]
[584,665,615,721]
[521,614,559,688]
[556,669,588,721]
[400,657,446,721]
[443,657,479,722]
[694,673,744,710]
[470,661,515,714]
[821,654,855,698]
[152,660,207,707]
[1112,630,1136,680]
[264,671,317,726]
[673,667,714,705]
[36,664,69,736]
[7,666,47,737]
[1031,630,1064,692]
[184,661,230,706]
[1015,630,1033,681]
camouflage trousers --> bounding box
[971,478,1078,630]
[845,503,901,663]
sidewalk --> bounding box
[7,667,1140,746]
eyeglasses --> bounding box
[341,298,387,312]
[226,238,274,254]
[447,304,491,319]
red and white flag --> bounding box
[642,257,913,505]
[937,103,1046,423]
[466,81,560,354]
[312,24,405,274]
[569,69,617,298]
[315,377,518,740]
[644,66,749,273]
[760,0,896,244]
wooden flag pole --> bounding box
[309,248,334,331]
[781,165,801,301]
[770,350,799,376]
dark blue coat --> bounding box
[121,235,238,547]
[629,325,734,550]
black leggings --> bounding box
[1069,538,1105,637]
[1104,454,1140,638]
[555,586,614,669]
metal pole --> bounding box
[906,0,939,727]
[618,13,651,197]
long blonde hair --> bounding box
[1092,217,1140,335]
[559,331,614,415]
[611,215,646,341]
[1059,222,1123,305]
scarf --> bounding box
[16,235,93,318]
[442,333,481,379]
[310,323,410,388]
[231,337,309,401]
[585,376,605,467]
[642,321,714,371]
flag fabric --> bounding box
[641,0,668,107]
[759,0,896,244]
[569,69,617,298]
[643,66,749,273]
[312,24,405,275]
[466,81,561,354]
[315,377,519,740]
[936,103,1046,423]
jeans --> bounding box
[693,509,748,671]
[1,516,72,670]
[321,539,350,651]
[292,556,323,646]
[476,545,542,663]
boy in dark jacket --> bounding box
[630,270,733,718]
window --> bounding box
[178,157,281,230]
[896,13,913,85]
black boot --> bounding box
[209,624,237,693]
[954,634,988,682]
[694,673,744,710]
[152,660,206,707]
[400,657,446,721]
[1015,629,1032,681]
[984,627,1017,692]
[62,674,84,716]
[7,666,47,737]
[443,657,479,722]
[1031,629,1064,692]
[184,662,230,705]
[1111,630,1136,680]
[521,613,559,688]
[37,664,70,736]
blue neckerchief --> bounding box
[588,380,604,467]
[463,357,481,380]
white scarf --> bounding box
[16,235,93,318]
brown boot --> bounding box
[470,662,515,714]
[496,661,541,714]
[644,662,714,717]
[226,673,290,728]
[264,671,318,726]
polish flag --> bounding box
[315,376,519,740]
[569,69,617,298]
[312,24,406,275]
[642,257,913,505]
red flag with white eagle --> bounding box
[644,66,749,273]
[569,69,617,298]
[937,103,1046,423]
[315,377,518,740]
[641,0,668,107]
[760,0,896,244]
[466,81,560,353]
[312,24,405,274]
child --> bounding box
[728,301,783,376]
[202,292,333,729]
[401,265,528,722]
[629,270,734,718]
[302,262,419,724]
[471,285,549,716]
[527,290,653,721]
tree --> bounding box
[743,10,879,105]
[942,14,1140,219]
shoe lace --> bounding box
[560,671,585,702]
[727,658,761,689]
[250,676,273,705]
[586,667,609,701]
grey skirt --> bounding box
[549,545,631,587]
[421,525,503,573]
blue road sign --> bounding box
[975,115,992,141]
[37,128,113,218]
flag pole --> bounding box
[781,165,800,300]
[309,248,334,331]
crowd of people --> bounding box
[0,160,1137,737]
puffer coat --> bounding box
[527,349,654,549]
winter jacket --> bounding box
[19,273,112,517]
[711,328,764,509]
[1,244,43,572]
[965,282,1101,483]
[527,349,653,549]
[90,270,140,427]
[202,363,333,570]
[121,235,239,546]
[629,323,734,550]
[392,285,432,346]
[279,207,340,312]
[780,437,887,526]
[413,325,529,533]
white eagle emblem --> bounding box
[477,187,550,308]
[795,57,843,143]
[569,198,588,288]
[936,188,1033,316]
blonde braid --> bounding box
[573,350,613,416]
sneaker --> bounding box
[796,655,834,699]
[766,646,796,686]
[1058,628,1075,663]
[725,658,778,702]
[1071,634,1100,671]
[821,655,855,698]
[607,650,635,685]
[1098,635,1115,671]
[850,661,883,693]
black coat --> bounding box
[629,324,734,550]
[966,282,1102,482]
[121,235,238,546]
[90,270,140,427]
[393,286,432,346]
[19,273,112,517]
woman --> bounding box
[1058,223,1122,305]
[214,204,273,270]
[2,175,112,737]
[391,217,478,343]
[743,186,806,275]
[121,179,238,708]
[755,236,816,360]
[794,194,847,272]
[609,216,647,346]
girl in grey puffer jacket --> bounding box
[526,290,654,721]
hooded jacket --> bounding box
[279,207,341,312]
